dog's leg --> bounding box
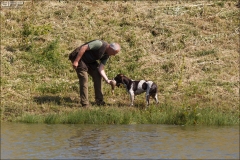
[129,91,134,106]
[146,87,151,107]
[146,94,150,106]
[154,93,159,104]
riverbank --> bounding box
[8,104,238,126]
[1,1,239,125]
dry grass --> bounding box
[0,0,239,122]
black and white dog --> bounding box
[114,74,159,107]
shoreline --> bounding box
[2,104,238,126]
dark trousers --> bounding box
[76,66,103,106]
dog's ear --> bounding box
[120,74,124,82]
[120,74,124,81]
[116,74,123,81]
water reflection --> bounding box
[1,123,239,159]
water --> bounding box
[1,123,239,159]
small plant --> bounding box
[215,1,225,7]
[193,49,215,57]
[161,62,175,73]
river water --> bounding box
[1,122,239,159]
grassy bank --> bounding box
[18,105,238,126]
[1,0,239,125]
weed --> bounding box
[161,62,175,73]
[193,49,215,57]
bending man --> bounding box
[69,39,121,108]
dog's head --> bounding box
[113,74,125,87]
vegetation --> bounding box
[18,105,238,126]
[1,0,239,126]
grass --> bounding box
[18,105,238,126]
[1,0,239,126]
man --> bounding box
[69,39,121,108]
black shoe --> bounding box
[96,101,106,106]
[82,104,90,108]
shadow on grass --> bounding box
[33,95,112,107]
[33,95,79,107]
[33,95,155,109]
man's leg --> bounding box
[76,68,89,107]
[88,69,104,105]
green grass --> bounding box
[1,0,239,125]
[18,105,239,126]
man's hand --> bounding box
[72,44,89,69]
[106,79,111,84]
[72,61,78,69]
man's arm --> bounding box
[72,44,89,69]
[98,63,111,84]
